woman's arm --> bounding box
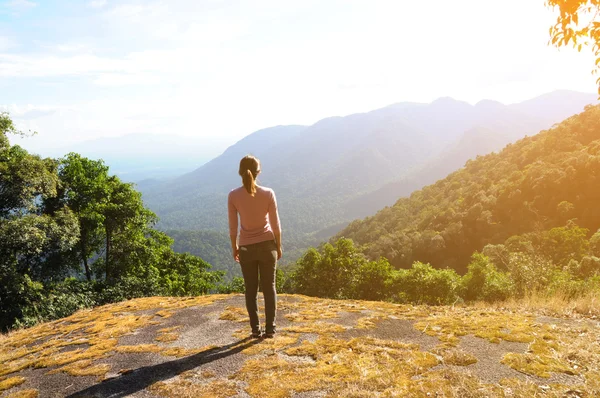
[273,229,282,260]
[228,192,239,262]
[268,190,282,259]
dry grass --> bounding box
[242,334,299,355]
[355,313,384,329]
[281,322,346,334]
[150,378,239,397]
[0,295,222,380]
[489,290,600,318]
[236,335,439,397]
[155,326,182,343]
[218,306,248,322]
[155,333,179,342]
[411,305,600,382]
[162,345,217,358]
[431,346,478,366]
[5,389,39,398]
[49,359,111,377]
[284,306,340,322]
[414,309,536,345]
[0,376,26,391]
[201,369,216,378]
[155,310,174,318]
[231,328,249,339]
[115,344,163,354]
[158,326,181,333]
[501,352,572,378]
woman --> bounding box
[228,155,282,338]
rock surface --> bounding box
[0,294,598,397]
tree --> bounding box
[461,253,512,303]
[0,114,79,329]
[354,258,394,301]
[47,153,111,281]
[590,228,600,256]
[99,176,156,281]
[292,238,366,299]
[547,0,600,94]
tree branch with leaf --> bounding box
[547,0,600,94]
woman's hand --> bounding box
[277,245,283,260]
[230,235,239,262]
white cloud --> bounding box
[2,0,36,14]
[0,53,127,77]
[88,0,107,8]
[55,43,90,53]
[93,72,158,86]
[0,104,68,117]
[0,36,15,51]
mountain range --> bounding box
[139,90,597,270]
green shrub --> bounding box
[291,239,366,299]
[392,262,461,305]
[12,278,97,330]
[546,271,600,299]
[541,223,589,267]
[571,256,600,278]
[276,268,287,293]
[96,275,163,304]
[507,252,556,296]
[590,229,600,257]
[353,258,394,301]
[157,252,223,296]
[217,277,245,294]
[462,253,513,303]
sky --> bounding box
[0,0,597,158]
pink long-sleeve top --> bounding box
[228,185,281,246]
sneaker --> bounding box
[264,331,275,339]
[251,330,263,339]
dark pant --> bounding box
[239,239,278,333]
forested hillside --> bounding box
[338,104,600,274]
[345,126,510,218]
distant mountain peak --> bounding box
[431,96,460,104]
[475,99,505,109]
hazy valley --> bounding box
[138,90,597,275]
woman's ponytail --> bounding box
[239,155,260,196]
[242,169,257,196]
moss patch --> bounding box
[0,376,26,391]
[150,379,239,398]
[49,359,111,378]
[431,347,478,366]
[162,345,217,358]
[236,335,439,397]
[0,295,222,379]
[281,322,346,335]
[5,389,39,398]
[242,335,299,355]
[414,310,536,345]
[219,306,247,322]
[115,344,163,354]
